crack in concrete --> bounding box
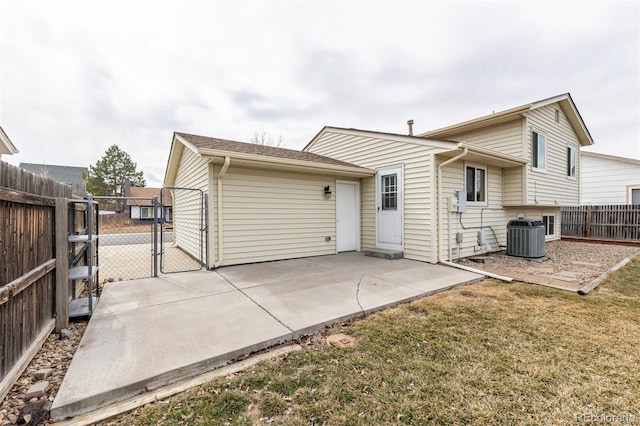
[355,274,367,316]
[214,270,295,333]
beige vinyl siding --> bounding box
[438,159,509,259]
[448,119,524,157]
[173,148,209,262]
[360,176,376,250]
[308,130,447,263]
[220,168,336,265]
[503,167,525,206]
[525,105,581,206]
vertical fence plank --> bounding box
[55,198,69,332]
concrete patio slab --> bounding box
[51,253,484,420]
[96,272,235,315]
[217,257,336,289]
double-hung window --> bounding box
[465,165,487,204]
[140,206,154,219]
[532,131,546,171]
[567,146,576,178]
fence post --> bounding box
[153,196,158,277]
[55,198,69,333]
[586,205,591,238]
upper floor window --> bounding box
[567,146,576,178]
[532,131,546,171]
[466,165,487,203]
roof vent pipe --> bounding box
[407,119,414,136]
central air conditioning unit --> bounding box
[506,219,545,258]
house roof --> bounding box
[0,126,19,156]
[581,150,640,166]
[165,132,375,185]
[127,187,173,206]
[418,93,594,147]
[19,163,87,185]
[178,132,363,167]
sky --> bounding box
[1,1,639,187]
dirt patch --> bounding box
[457,240,639,291]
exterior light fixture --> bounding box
[324,186,332,198]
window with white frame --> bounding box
[465,165,487,203]
[532,130,546,171]
[566,146,576,178]
[542,213,556,239]
[140,206,154,219]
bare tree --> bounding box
[251,128,284,147]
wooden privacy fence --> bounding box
[0,160,74,401]
[562,205,640,241]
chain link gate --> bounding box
[92,195,157,282]
[159,187,207,274]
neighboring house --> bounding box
[126,187,173,221]
[0,126,19,160]
[19,163,87,186]
[580,151,640,205]
[165,93,594,268]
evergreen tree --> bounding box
[86,145,146,196]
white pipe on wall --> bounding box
[213,157,231,268]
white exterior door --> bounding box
[336,182,358,252]
[377,166,403,250]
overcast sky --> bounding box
[1,1,638,187]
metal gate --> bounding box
[160,187,207,274]
[93,195,157,282]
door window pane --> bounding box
[381,174,397,210]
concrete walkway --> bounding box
[51,253,483,420]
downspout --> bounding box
[213,157,231,268]
[436,147,513,282]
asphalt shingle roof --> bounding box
[127,187,173,206]
[176,132,363,168]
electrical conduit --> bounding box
[213,157,231,268]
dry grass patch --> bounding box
[104,257,640,425]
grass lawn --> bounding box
[105,257,640,425]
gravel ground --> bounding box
[0,321,86,426]
[458,240,640,290]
